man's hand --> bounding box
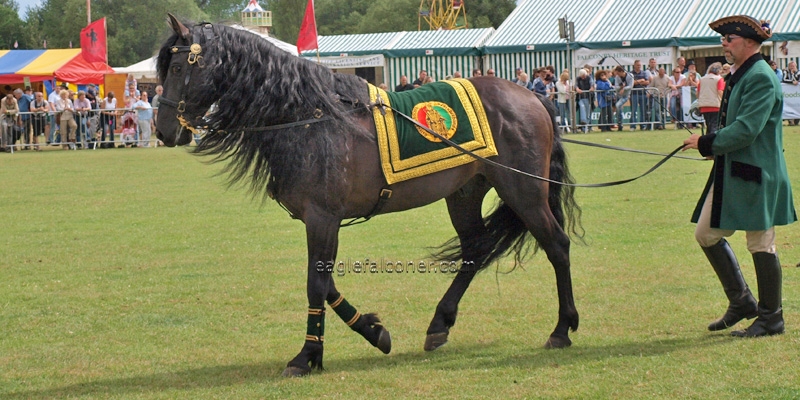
[682,134,700,151]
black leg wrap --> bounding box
[702,239,757,331]
[282,306,326,377]
[732,252,784,337]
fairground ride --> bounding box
[418,0,468,30]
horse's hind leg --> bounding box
[425,176,491,351]
[497,183,578,349]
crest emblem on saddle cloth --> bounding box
[411,101,458,142]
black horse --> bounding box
[155,15,582,377]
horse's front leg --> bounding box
[282,210,340,378]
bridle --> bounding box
[158,23,216,134]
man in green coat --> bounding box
[683,15,796,337]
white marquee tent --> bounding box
[115,25,297,80]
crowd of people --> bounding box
[380,54,799,134]
[505,58,733,133]
[0,74,162,153]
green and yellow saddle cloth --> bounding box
[368,78,497,184]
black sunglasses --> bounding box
[720,34,742,43]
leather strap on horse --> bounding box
[340,188,393,227]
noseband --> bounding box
[158,23,216,134]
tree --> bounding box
[195,0,248,22]
[0,0,28,49]
[270,0,306,43]
[315,0,371,35]
[355,0,418,34]
[464,0,515,29]
[25,0,207,66]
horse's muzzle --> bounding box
[176,127,193,146]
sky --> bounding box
[14,0,524,19]
[15,0,42,18]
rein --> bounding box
[561,137,705,161]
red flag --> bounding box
[296,0,318,54]
[81,18,107,64]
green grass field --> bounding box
[2,128,800,399]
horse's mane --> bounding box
[157,23,373,206]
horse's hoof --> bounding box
[377,327,392,354]
[544,335,572,349]
[424,332,449,351]
[281,366,311,378]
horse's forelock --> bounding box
[156,33,182,84]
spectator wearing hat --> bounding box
[683,15,796,338]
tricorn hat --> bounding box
[709,15,772,43]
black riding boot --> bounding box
[702,239,757,331]
[732,252,784,337]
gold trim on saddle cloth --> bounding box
[368,79,497,185]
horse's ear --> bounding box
[167,13,190,39]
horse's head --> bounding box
[155,14,218,147]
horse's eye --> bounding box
[171,65,181,74]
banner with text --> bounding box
[307,54,385,69]
[783,83,800,119]
[574,47,674,68]
[678,84,800,122]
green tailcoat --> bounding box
[692,54,797,230]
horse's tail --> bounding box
[538,93,583,243]
[432,202,529,272]
[432,94,583,272]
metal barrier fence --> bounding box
[552,87,689,133]
[1,107,157,153]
